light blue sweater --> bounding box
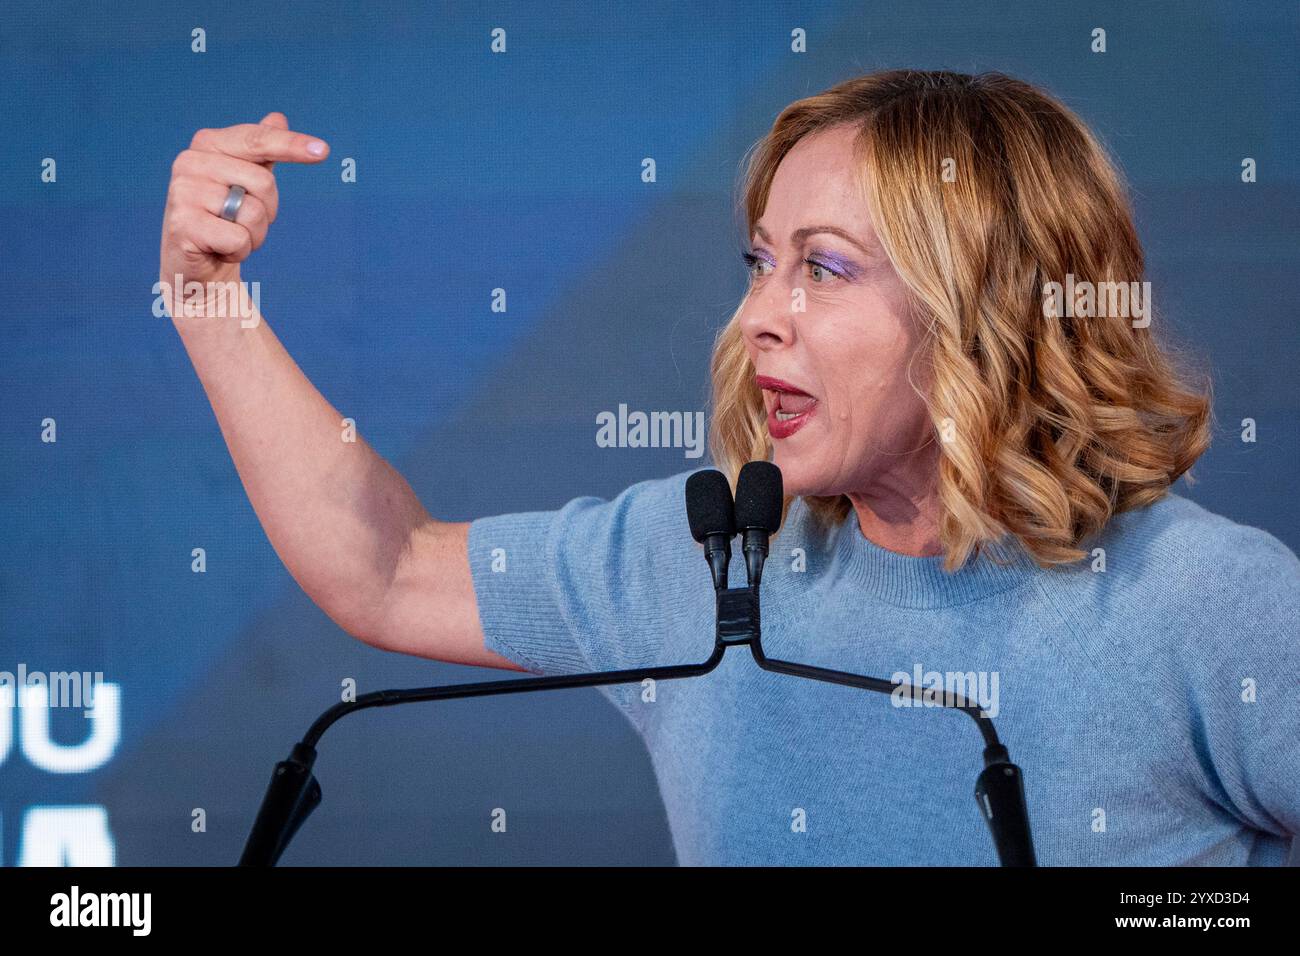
[467,469,1300,865]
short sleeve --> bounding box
[466,470,699,729]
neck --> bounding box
[844,448,944,558]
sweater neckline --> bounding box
[827,509,1041,609]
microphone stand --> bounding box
[240,583,1037,867]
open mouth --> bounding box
[756,375,818,438]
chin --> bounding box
[769,447,831,498]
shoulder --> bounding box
[464,468,713,679]
[1036,489,1300,642]
[470,468,704,564]
[1104,490,1298,599]
[561,468,700,541]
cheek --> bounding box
[813,316,927,438]
[812,317,905,408]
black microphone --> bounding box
[734,461,783,587]
[685,469,736,591]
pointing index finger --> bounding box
[192,123,329,165]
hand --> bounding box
[160,112,328,314]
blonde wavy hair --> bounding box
[709,69,1212,571]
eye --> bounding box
[804,256,846,284]
[741,250,773,279]
[742,249,849,284]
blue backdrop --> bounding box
[2,0,1296,865]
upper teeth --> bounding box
[776,410,801,421]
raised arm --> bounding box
[160,112,522,671]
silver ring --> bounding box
[220,184,246,222]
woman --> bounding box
[160,70,1299,865]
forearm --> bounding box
[171,283,429,641]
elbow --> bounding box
[335,613,387,651]
[297,579,394,652]
[336,596,402,652]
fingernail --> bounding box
[307,139,327,156]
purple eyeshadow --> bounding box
[809,249,861,280]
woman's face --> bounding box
[738,124,936,501]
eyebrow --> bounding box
[753,222,875,257]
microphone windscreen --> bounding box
[734,461,783,532]
[685,469,736,542]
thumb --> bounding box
[257,112,289,170]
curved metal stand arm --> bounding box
[240,592,1036,867]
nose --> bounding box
[739,279,797,352]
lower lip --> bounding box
[767,401,817,439]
